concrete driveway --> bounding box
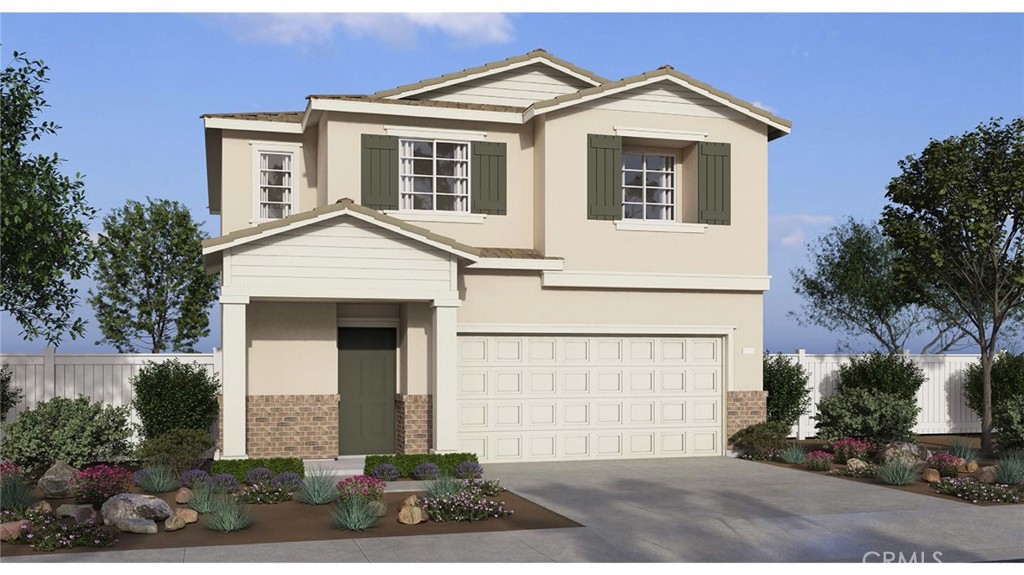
[4,457,1022,562]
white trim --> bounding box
[251,141,302,223]
[221,284,460,302]
[310,98,522,125]
[456,323,737,335]
[219,294,249,305]
[541,271,771,291]
[204,117,303,134]
[467,258,564,271]
[384,211,486,224]
[614,126,708,142]
[384,125,487,141]
[613,220,709,234]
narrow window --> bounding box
[258,151,294,219]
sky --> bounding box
[1,12,1022,355]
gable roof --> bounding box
[201,111,303,123]
[306,94,527,114]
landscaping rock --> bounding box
[398,505,426,525]
[878,442,931,466]
[922,468,941,483]
[101,493,172,525]
[164,515,186,532]
[958,460,979,474]
[174,508,198,524]
[38,461,79,498]
[0,520,30,542]
[55,503,102,525]
[368,500,387,517]
[114,518,158,534]
[175,487,194,504]
[975,466,997,484]
[846,458,868,471]
[28,500,52,513]
[401,495,419,508]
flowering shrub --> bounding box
[181,469,212,489]
[805,451,834,471]
[926,453,964,478]
[337,475,385,502]
[244,467,275,485]
[829,464,878,478]
[419,491,513,523]
[462,478,503,497]
[239,481,292,504]
[70,465,134,505]
[20,508,117,552]
[829,438,872,464]
[1,461,22,479]
[210,473,240,493]
[369,463,400,481]
[412,462,441,480]
[273,471,302,493]
[933,477,1024,504]
[454,461,484,479]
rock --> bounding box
[368,500,387,517]
[114,518,158,534]
[0,520,31,542]
[38,461,79,498]
[55,503,102,525]
[846,458,868,471]
[958,460,979,474]
[164,515,186,532]
[975,466,997,484]
[175,487,194,504]
[174,508,198,524]
[401,495,419,508]
[101,493,172,525]
[922,468,941,483]
[878,442,931,466]
[28,500,52,513]
[397,505,426,525]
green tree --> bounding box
[1,52,95,345]
[88,198,218,352]
[790,218,966,353]
[881,117,1024,451]
[762,352,811,426]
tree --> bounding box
[881,117,1024,452]
[790,218,966,353]
[1,52,95,346]
[88,198,219,353]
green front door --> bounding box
[338,328,396,455]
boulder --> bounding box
[368,500,387,518]
[0,520,31,542]
[114,518,158,534]
[55,503,102,526]
[174,487,194,504]
[878,442,931,466]
[174,508,198,524]
[975,466,997,484]
[37,461,79,498]
[958,460,979,474]
[401,495,419,508]
[922,468,941,483]
[397,505,426,525]
[164,515,186,532]
[846,458,868,471]
[28,500,52,513]
[101,493,172,525]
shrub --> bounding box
[424,475,463,500]
[210,473,241,493]
[181,468,213,490]
[814,388,919,444]
[1,365,23,421]
[836,353,926,401]
[331,494,378,531]
[992,395,1024,452]
[272,471,302,493]
[134,466,181,493]
[830,464,879,478]
[876,460,918,485]
[211,457,304,482]
[830,438,872,464]
[369,463,400,481]
[1,469,33,513]
[805,450,833,471]
[994,450,1024,485]
[20,508,117,552]
[925,453,962,478]
[763,352,812,426]
[295,468,339,505]
[412,462,441,480]
[362,453,479,478]
[963,352,1024,420]
[947,438,979,463]
[131,359,220,440]
[239,482,291,504]
[70,465,134,505]
[934,477,1024,504]
[728,420,790,460]
[135,428,214,474]
[454,461,484,479]
[0,396,133,469]
[188,483,217,514]
[205,495,253,532]
[462,478,503,497]
[419,491,514,523]
[244,467,275,485]
[780,443,806,465]
[337,475,385,502]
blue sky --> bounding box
[1,12,1022,354]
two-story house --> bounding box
[201,49,791,462]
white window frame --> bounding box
[250,141,301,223]
[398,138,472,213]
[621,149,677,222]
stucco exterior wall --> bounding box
[246,301,337,395]
[400,302,431,396]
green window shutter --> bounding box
[698,142,731,225]
[360,134,399,210]
[587,134,622,220]
[471,141,507,215]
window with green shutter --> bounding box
[471,141,507,215]
[587,134,622,220]
[361,134,399,210]
[698,142,731,225]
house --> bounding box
[200,49,791,462]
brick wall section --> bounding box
[218,394,340,458]
[395,394,432,454]
[726,390,768,442]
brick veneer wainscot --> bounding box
[726,390,769,442]
[395,394,432,454]
[218,394,340,458]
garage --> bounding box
[455,334,725,462]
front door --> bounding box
[338,328,396,455]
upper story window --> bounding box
[252,142,300,221]
[399,139,470,212]
[622,152,675,221]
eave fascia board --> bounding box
[466,258,565,271]
[202,117,303,134]
[309,98,523,125]
[541,270,771,291]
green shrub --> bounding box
[876,460,918,485]
[331,494,378,531]
[780,443,806,465]
[205,495,253,532]
[992,395,1024,453]
[295,468,339,505]
[135,466,181,493]
[0,396,133,469]
[132,359,220,440]
[763,353,811,426]
[836,353,926,401]
[1,475,34,513]
[189,483,217,514]
[947,438,979,463]
[994,450,1024,485]
[814,388,919,444]
[424,475,464,500]
[728,421,790,460]
[135,428,214,474]
[1,365,23,421]
[211,457,304,482]
[362,453,479,478]
[963,352,1024,420]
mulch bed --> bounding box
[0,489,580,557]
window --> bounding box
[399,139,470,212]
[254,147,297,220]
[622,152,675,221]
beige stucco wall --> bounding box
[246,301,337,395]
[400,303,431,396]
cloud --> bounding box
[220,13,514,47]
[770,214,835,250]
[751,101,776,114]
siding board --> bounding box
[413,64,592,107]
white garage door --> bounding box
[456,334,724,462]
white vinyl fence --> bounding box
[787,350,982,439]
[0,347,221,426]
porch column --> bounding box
[431,302,459,453]
[221,296,249,459]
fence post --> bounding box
[795,348,808,439]
[42,346,56,400]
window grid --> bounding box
[399,139,470,212]
[622,152,675,221]
[259,151,294,220]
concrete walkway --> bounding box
[4,458,1022,562]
